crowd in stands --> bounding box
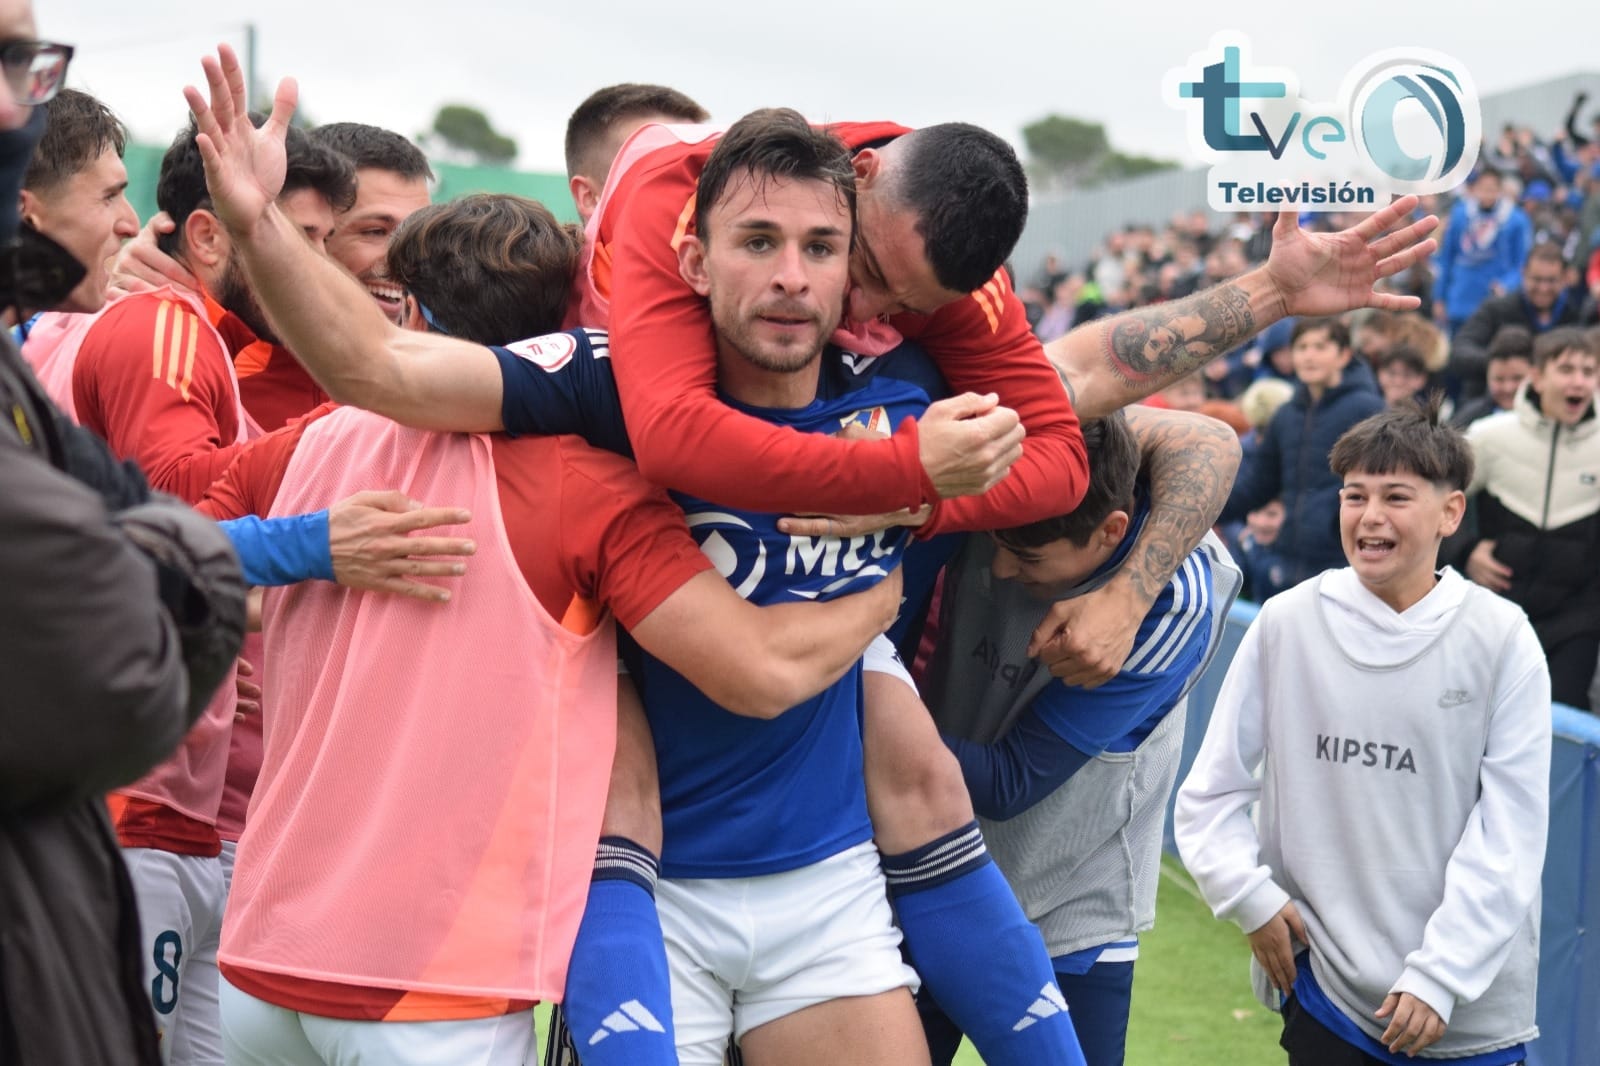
[1018,91,1600,711]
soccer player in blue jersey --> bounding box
[908,411,1242,1066]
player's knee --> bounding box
[867,734,972,825]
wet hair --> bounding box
[310,122,433,182]
[885,123,1028,294]
[1375,344,1427,378]
[993,412,1139,550]
[564,83,707,182]
[1485,324,1534,365]
[385,193,583,346]
[1290,316,1351,350]
[694,108,854,240]
[1328,394,1473,490]
[24,89,127,193]
[1532,326,1598,370]
[156,115,356,258]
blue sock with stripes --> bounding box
[560,837,677,1066]
[883,823,1086,1066]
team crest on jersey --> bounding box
[505,332,578,372]
[839,406,893,437]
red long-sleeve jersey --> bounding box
[72,291,248,502]
[590,120,1087,532]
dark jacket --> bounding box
[1447,290,1588,399]
[1222,373,1384,593]
[0,339,240,1066]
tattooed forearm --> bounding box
[1099,282,1256,393]
[1118,407,1243,605]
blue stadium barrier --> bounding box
[1164,600,1599,1066]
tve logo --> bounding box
[1164,33,1480,212]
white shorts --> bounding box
[122,848,227,1065]
[218,838,238,897]
[219,981,537,1066]
[862,633,917,691]
[658,841,919,1065]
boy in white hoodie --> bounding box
[1175,399,1551,1065]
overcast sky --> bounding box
[46,0,1600,176]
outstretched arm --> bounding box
[1052,201,1438,419]
[184,46,506,432]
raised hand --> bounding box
[1263,196,1440,317]
[182,43,297,236]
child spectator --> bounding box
[1231,499,1287,603]
[1450,326,1533,428]
[1462,326,1600,709]
[1376,345,1431,409]
[1177,400,1551,1064]
[1220,318,1384,595]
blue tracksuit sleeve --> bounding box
[944,715,1094,821]
[950,608,1210,821]
[220,511,332,586]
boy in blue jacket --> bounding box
[1221,318,1384,596]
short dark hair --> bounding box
[1525,242,1565,270]
[1532,325,1598,370]
[385,194,583,346]
[1485,324,1534,365]
[310,122,433,182]
[1329,394,1473,490]
[1290,316,1350,350]
[24,89,127,193]
[1472,166,1501,185]
[1375,344,1427,377]
[156,116,357,258]
[694,108,854,241]
[887,123,1028,294]
[993,412,1139,550]
[564,83,707,181]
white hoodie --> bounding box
[1175,568,1551,1057]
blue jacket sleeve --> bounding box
[493,333,633,459]
[220,511,332,587]
[1221,413,1283,523]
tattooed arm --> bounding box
[1027,405,1242,685]
[1049,197,1440,420]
